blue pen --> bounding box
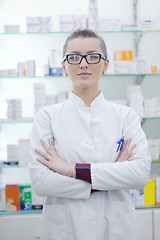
[116,137,125,152]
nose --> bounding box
[79,56,88,68]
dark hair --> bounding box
[62,28,107,59]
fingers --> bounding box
[35,148,50,160]
[40,138,55,156]
[117,138,136,162]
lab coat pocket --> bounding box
[110,201,138,240]
[41,204,67,240]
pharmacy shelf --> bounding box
[152,160,160,163]
[0,118,33,124]
[0,30,160,35]
[0,210,42,216]
[0,73,160,79]
[0,160,159,169]
[135,205,160,210]
[0,206,160,216]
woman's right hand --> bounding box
[116,138,136,162]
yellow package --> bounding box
[144,179,156,206]
[114,50,133,61]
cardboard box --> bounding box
[20,185,32,210]
[144,179,156,206]
[5,185,20,211]
[114,50,133,61]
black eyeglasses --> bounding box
[63,53,107,65]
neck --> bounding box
[72,87,100,107]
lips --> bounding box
[78,72,92,76]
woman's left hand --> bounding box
[35,138,76,178]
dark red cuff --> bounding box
[75,163,91,183]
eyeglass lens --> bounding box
[67,54,101,64]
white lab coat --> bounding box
[29,91,151,240]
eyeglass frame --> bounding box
[63,53,107,65]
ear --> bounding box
[62,61,68,76]
[102,59,109,74]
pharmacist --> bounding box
[29,28,151,240]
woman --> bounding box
[29,28,151,240]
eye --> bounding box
[69,55,80,61]
[88,54,99,60]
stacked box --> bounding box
[98,19,121,31]
[26,60,36,77]
[88,0,98,30]
[126,85,144,119]
[7,144,19,165]
[7,99,22,121]
[4,25,20,33]
[18,139,30,166]
[5,185,20,211]
[17,62,26,77]
[135,57,151,74]
[34,83,46,114]
[26,17,53,33]
[46,95,57,105]
[20,185,32,210]
[148,139,160,160]
[59,15,87,32]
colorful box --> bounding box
[114,50,133,61]
[20,185,32,210]
[144,179,156,206]
[5,185,20,211]
[0,186,6,211]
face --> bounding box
[62,37,109,92]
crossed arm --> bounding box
[35,138,136,180]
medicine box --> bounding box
[20,185,32,210]
[5,185,20,211]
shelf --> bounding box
[142,117,160,120]
[0,73,160,79]
[0,164,27,168]
[152,160,160,163]
[0,118,33,124]
[0,210,42,216]
[0,206,160,215]
[136,205,160,210]
[0,30,160,35]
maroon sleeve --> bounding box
[75,163,91,183]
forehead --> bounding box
[66,37,102,54]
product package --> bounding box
[4,25,20,33]
[0,186,6,211]
[18,139,30,166]
[59,15,87,32]
[7,99,22,122]
[156,177,160,205]
[20,185,32,210]
[114,50,133,61]
[26,17,53,33]
[144,179,156,206]
[88,0,98,30]
[98,19,121,31]
[49,49,63,76]
[5,184,20,211]
[7,144,19,165]
[31,189,43,210]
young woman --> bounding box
[29,28,151,240]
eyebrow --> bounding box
[69,50,98,54]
